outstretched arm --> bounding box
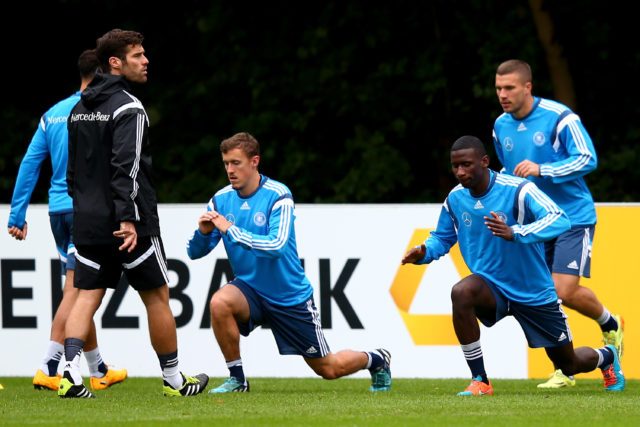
[402,244,426,264]
[401,202,458,265]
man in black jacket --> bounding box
[60,29,208,398]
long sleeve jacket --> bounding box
[67,73,160,245]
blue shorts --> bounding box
[477,276,572,348]
[230,279,330,358]
[49,211,75,273]
[545,225,595,277]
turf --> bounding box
[0,377,638,426]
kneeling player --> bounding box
[187,132,391,393]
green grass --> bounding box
[0,377,638,426]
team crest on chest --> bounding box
[254,212,267,226]
[494,211,508,223]
[225,213,235,225]
[533,131,545,146]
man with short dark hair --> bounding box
[187,132,391,393]
[493,59,623,389]
[402,135,624,395]
[60,29,208,398]
[7,49,127,392]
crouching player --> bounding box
[187,132,391,393]
[402,135,624,395]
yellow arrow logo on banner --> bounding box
[389,228,471,345]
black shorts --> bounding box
[74,235,169,291]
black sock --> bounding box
[599,346,614,368]
[64,338,84,363]
[97,361,108,375]
[600,316,618,333]
[227,359,245,383]
[461,341,489,384]
[367,351,384,371]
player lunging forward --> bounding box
[402,136,624,395]
[187,132,391,393]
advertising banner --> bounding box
[1,204,637,379]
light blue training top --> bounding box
[493,97,597,226]
[8,92,80,228]
[187,175,313,307]
[417,170,570,306]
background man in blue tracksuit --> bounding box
[493,59,623,388]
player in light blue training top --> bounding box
[187,132,391,393]
[7,93,77,232]
[6,50,126,392]
[188,176,313,307]
[493,59,623,389]
[402,136,624,396]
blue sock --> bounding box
[461,341,489,384]
[597,346,614,368]
[367,351,384,371]
[227,359,245,383]
[46,357,62,377]
[600,316,618,333]
[97,362,108,375]
[157,350,178,371]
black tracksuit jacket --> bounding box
[67,73,160,246]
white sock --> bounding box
[84,348,105,378]
[596,307,611,325]
[40,341,64,376]
[460,340,483,360]
[63,353,84,385]
[163,365,183,389]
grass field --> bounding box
[0,377,638,426]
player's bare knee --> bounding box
[209,293,231,319]
[555,286,571,301]
[314,365,339,380]
[451,283,473,305]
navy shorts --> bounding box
[545,225,595,277]
[229,279,330,358]
[476,276,572,348]
[74,235,169,291]
[49,211,75,273]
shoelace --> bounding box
[603,365,617,387]
[464,380,484,392]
